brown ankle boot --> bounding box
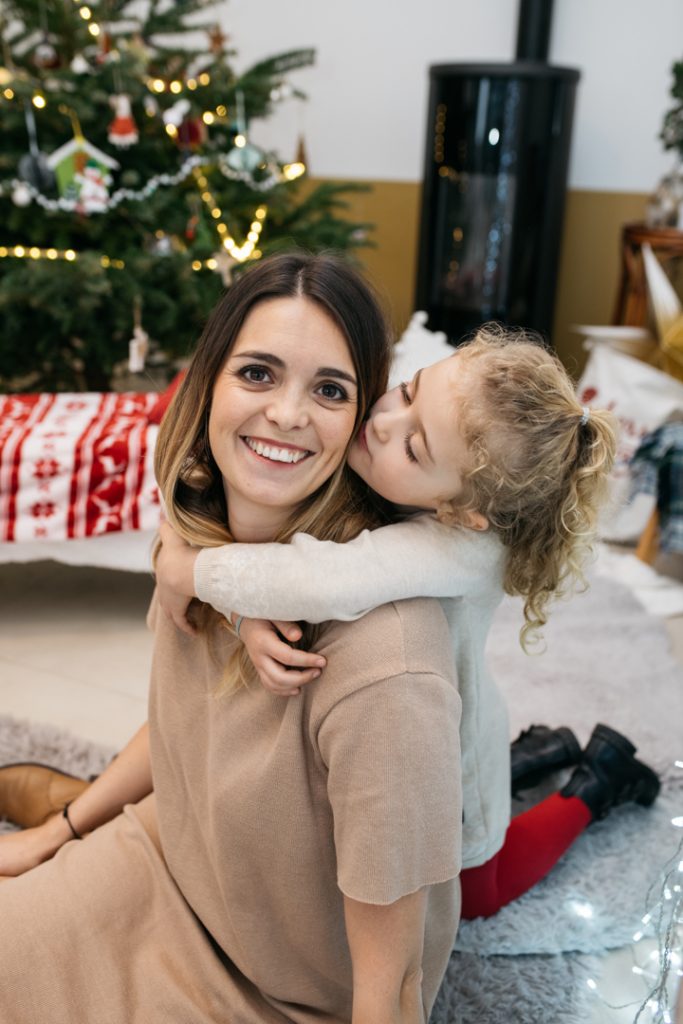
[0,763,91,828]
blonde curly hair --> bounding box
[439,324,616,650]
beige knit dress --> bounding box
[0,596,462,1023]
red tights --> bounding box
[460,793,592,919]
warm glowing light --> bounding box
[170,80,182,94]
[32,94,47,109]
[234,134,246,148]
[191,260,202,271]
[152,78,165,93]
[217,223,227,235]
[211,208,221,219]
[247,231,258,243]
[197,176,208,188]
[65,250,77,261]
[201,191,212,202]
[187,78,197,90]
[29,247,41,259]
[0,247,8,257]
[283,162,305,181]
[255,207,266,220]
[100,255,110,267]
[202,111,215,125]
[79,5,92,18]
[14,245,25,257]
[3,88,14,100]
[216,105,227,117]
[206,257,217,269]
[88,22,100,36]
[198,73,210,86]
[0,68,12,86]
[165,123,178,138]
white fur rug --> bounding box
[1,574,681,1022]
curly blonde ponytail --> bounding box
[441,325,617,649]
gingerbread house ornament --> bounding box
[47,135,119,213]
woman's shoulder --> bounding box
[313,597,457,708]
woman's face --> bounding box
[208,296,358,541]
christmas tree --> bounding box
[0,0,371,392]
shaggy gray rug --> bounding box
[0,574,681,1023]
[433,574,683,1021]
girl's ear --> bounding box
[435,503,489,531]
[464,510,489,532]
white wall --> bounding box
[218,0,683,193]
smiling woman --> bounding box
[154,252,390,556]
[0,252,463,1024]
[209,296,359,541]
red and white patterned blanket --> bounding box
[0,393,162,543]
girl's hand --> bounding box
[156,522,199,637]
[0,813,72,877]
[239,618,326,698]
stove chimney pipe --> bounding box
[516,0,554,62]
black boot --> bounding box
[511,724,582,794]
[560,723,661,821]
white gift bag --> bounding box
[577,344,683,541]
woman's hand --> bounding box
[239,618,326,698]
[156,522,199,637]
[0,812,72,878]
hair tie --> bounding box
[62,802,83,841]
[580,406,590,426]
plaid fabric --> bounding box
[630,422,683,553]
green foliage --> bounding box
[660,59,683,158]
[0,0,371,391]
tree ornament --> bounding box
[208,24,228,55]
[33,38,59,69]
[128,324,149,372]
[75,160,113,213]
[177,117,206,149]
[127,296,149,373]
[70,54,91,74]
[126,33,151,69]
[211,248,239,286]
[47,109,119,213]
[96,31,114,65]
[224,89,265,172]
[163,98,190,128]
[143,95,158,118]
[11,182,32,207]
[18,101,56,193]
[108,94,139,148]
[295,134,308,168]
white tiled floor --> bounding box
[0,561,153,748]
[0,557,680,1020]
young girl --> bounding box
[155,323,661,919]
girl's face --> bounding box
[348,353,485,524]
[209,296,358,542]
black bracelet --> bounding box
[62,802,83,841]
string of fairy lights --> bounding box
[0,0,306,271]
[580,758,683,1023]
